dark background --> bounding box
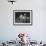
[15,12,30,23]
[15,12,30,19]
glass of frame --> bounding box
[13,10,32,25]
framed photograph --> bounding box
[13,10,32,25]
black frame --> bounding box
[13,10,33,26]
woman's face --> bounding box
[19,14,23,19]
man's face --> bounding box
[24,13,26,16]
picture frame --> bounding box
[13,10,33,25]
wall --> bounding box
[0,0,46,42]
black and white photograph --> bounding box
[13,10,32,25]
